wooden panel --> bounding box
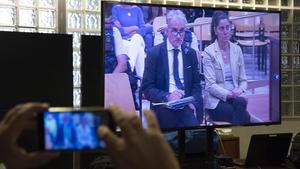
[220,136,240,159]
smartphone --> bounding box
[38,107,115,151]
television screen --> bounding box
[0,31,73,112]
[101,1,280,130]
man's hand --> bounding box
[188,103,197,118]
[98,105,181,169]
[0,103,59,169]
[167,90,185,101]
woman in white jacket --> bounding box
[202,11,250,124]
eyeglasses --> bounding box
[170,29,185,37]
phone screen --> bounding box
[39,109,113,151]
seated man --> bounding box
[142,10,203,129]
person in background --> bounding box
[202,11,251,124]
[76,114,96,149]
[98,105,181,169]
[142,6,164,24]
[112,4,153,78]
[56,112,76,149]
[0,103,59,169]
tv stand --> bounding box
[178,129,186,164]
[205,127,216,169]
[177,127,216,169]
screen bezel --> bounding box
[101,1,281,131]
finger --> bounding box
[5,103,48,141]
[2,104,23,125]
[109,104,127,120]
[174,94,183,100]
[109,105,130,129]
[176,91,184,98]
[19,102,49,120]
[172,92,180,98]
[172,92,182,99]
[178,90,185,95]
[125,114,143,136]
[109,105,142,137]
[6,103,48,126]
[10,103,48,129]
[98,126,123,152]
[144,110,160,132]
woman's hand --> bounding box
[123,26,139,35]
[231,88,243,97]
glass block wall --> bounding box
[0,0,57,32]
[66,0,101,107]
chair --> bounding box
[229,11,260,33]
[104,73,136,113]
[229,12,271,74]
[193,17,212,51]
[152,16,167,46]
[152,16,167,33]
[237,39,269,74]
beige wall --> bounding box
[230,120,300,158]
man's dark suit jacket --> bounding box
[142,41,203,128]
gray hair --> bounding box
[166,10,187,25]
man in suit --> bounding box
[142,10,203,129]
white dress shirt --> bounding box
[166,39,184,93]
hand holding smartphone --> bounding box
[38,107,115,151]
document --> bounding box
[152,96,195,110]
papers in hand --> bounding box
[152,96,195,110]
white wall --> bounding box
[230,119,300,158]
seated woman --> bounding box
[202,11,250,124]
[111,4,153,78]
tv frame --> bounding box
[100,1,281,131]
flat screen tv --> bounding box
[101,1,281,130]
[0,31,73,112]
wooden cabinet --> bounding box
[219,136,240,159]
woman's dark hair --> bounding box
[210,11,230,42]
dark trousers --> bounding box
[208,97,251,124]
[153,106,200,129]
